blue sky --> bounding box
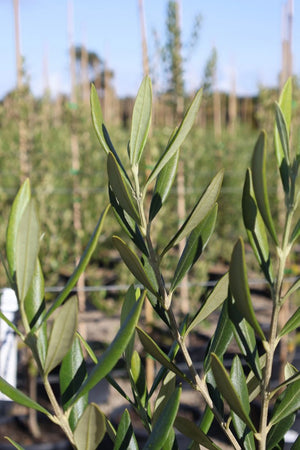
[0,0,299,99]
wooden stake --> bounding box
[278,0,293,384]
[68,0,86,343]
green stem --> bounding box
[167,308,241,450]
[259,208,294,450]
[43,376,76,447]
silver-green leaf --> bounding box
[44,299,78,375]
[130,75,152,166]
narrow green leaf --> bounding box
[291,434,300,449]
[121,285,140,366]
[275,102,290,165]
[153,372,176,425]
[149,149,179,221]
[4,437,25,450]
[146,89,202,187]
[130,350,147,406]
[113,236,157,294]
[271,370,300,397]
[206,369,224,417]
[73,293,145,403]
[251,131,278,245]
[285,362,298,380]
[44,299,78,375]
[24,259,45,329]
[279,306,300,338]
[113,409,138,450]
[136,327,190,383]
[109,186,148,255]
[73,403,106,450]
[162,170,223,256]
[130,75,152,165]
[76,331,98,364]
[291,218,300,244]
[174,416,221,450]
[24,260,47,366]
[204,299,233,372]
[106,374,133,405]
[91,83,110,153]
[6,179,31,277]
[210,353,257,433]
[149,323,184,397]
[229,238,265,341]
[230,356,255,449]
[246,354,266,402]
[274,78,292,193]
[143,386,181,450]
[60,336,88,430]
[242,168,273,284]
[108,152,140,224]
[171,205,217,292]
[283,277,300,301]
[199,406,214,434]
[0,309,23,338]
[270,377,300,425]
[0,376,49,416]
[267,413,296,449]
[16,199,40,303]
[44,205,109,320]
[187,272,228,336]
[228,296,262,381]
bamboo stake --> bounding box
[138,0,155,398]
[68,0,86,343]
[175,0,189,316]
[278,0,293,385]
[228,68,237,135]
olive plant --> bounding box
[0,76,299,450]
[91,76,300,449]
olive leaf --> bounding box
[170,205,218,293]
[149,149,179,221]
[136,327,190,384]
[174,416,221,450]
[113,236,157,294]
[130,75,152,166]
[44,299,78,375]
[229,238,265,341]
[278,306,300,338]
[44,205,109,320]
[143,386,181,450]
[274,77,292,193]
[210,353,256,433]
[108,152,140,224]
[153,372,176,425]
[113,409,138,450]
[243,168,273,286]
[73,403,106,450]
[72,292,145,403]
[269,378,300,426]
[0,376,49,416]
[162,170,223,257]
[146,89,202,187]
[59,336,88,430]
[15,199,40,303]
[230,356,255,449]
[187,272,229,336]
[90,83,111,154]
[204,299,233,372]
[6,178,31,278]
[251,130,278,245]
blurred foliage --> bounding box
[0,78,300,311]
